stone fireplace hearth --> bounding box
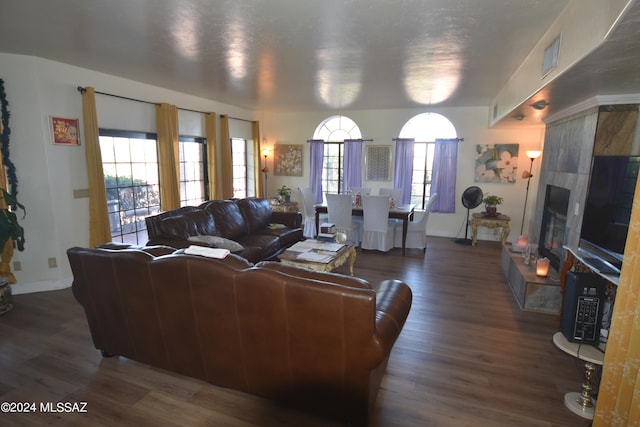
[501,244,562,314]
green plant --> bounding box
[276,185,292,197]
[0,188,25,252]
[483,194,504,206]
[0,79,24,253]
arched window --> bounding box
[399,113,457,209]
[313,115,362,197]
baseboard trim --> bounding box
[11,278,72,295]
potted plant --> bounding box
[0,188,26,252]
[483,194,503,216]
[276,185,292,203]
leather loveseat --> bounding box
[67,245,412,426]
[145,197,303,263]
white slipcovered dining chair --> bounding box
[378,187,403,204]
[378,187,404,228]
[394,193,438,251]
[326,193,362,246]
[348,187,371,196]
[361,195,395,252]
[298,187,326,238]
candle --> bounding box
[536,257,550,277]
[516,235,528,249]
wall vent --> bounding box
[542,34,562,78]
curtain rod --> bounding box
[392,137,464,142]
[77,86,227,117]
[306,138,374,142]
[219,114,255,123]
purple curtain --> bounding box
[431,138,458,213]
[309,139,324,204]
[393,138,414,204]
[343,139,363,192]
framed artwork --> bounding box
[274,144,303,176]
[50,116,80,146]
[365,145,392,181]
[474,143,519,183]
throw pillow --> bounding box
[188,235,244,253]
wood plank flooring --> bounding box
[0,237,594,426]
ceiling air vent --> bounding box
[542,34,562,78]
[493,104,498,120]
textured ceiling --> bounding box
[1,0,639,122]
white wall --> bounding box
[262,108,546,242]
[0,53,256,294]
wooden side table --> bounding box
[471,212,510,246]
[552,332,604,420]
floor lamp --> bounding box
[261,149,269,197]
[521,150,542,235]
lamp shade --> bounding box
[525,150,542,159]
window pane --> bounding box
[399,113,456,209]
[113,138,131,162]
[100,138,115,162]
[143,140,158,162]
[312,115,363,201]
[179,139,206,206]
[231,138,248,199]
[100,132,161,245]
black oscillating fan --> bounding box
[454,186,483,245]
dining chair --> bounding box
[378,187,403,204]
[394,193,438,251]
[361,195,395,252]
[326,193,362,246]
[378,187,404,228]
[298,187,326,238]
[348,187,371,196]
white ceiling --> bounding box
[1,0,639,124]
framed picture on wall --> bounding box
[365,145,392,181]
[474,143,519,183]
[274,144,303,176]
[50,116,80,146]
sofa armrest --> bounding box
[373,279,412,353]
[270,210,302,228]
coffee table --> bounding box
[279,240,356,275]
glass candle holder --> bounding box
[536,257,550,277]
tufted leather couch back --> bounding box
[67,245,412,425]
[145,198,303,262]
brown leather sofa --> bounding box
[67,245,412,426]
[145,198,303,262]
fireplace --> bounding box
[539,185,570,271]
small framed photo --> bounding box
[50,116,80,146]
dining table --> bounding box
[314,203,415,255]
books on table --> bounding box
[317,232,336,242]
[320,223,336,234]
[287,240,345,254]
[296,251,334,263]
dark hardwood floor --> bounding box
[0,237,593,426]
